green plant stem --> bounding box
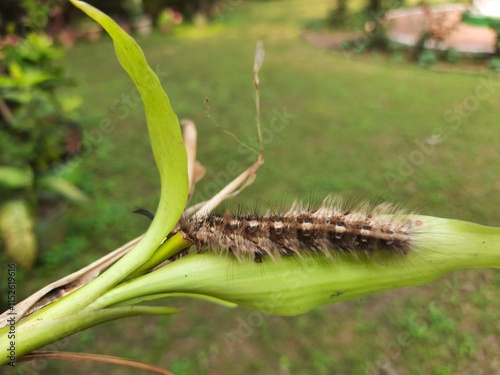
[1,307,180,361]
[125,232,191,280]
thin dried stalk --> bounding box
[18,351,173,375]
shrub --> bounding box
[418,49,438,67]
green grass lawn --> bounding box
[8,0,500,374]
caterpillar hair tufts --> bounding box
[175,195,422,263]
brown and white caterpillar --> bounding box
[174,196,418,263]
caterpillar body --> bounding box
[176,196,417,263]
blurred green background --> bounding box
[3,0,500,374]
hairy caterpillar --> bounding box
[174,196,419,263]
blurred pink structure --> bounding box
[386,4,497,53]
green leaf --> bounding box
[0,199,37,269]
[0,166,33,189]
[59,94,82,113]
[38,175,89,204]
[110,292,237,309]
[70,0,188,244]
